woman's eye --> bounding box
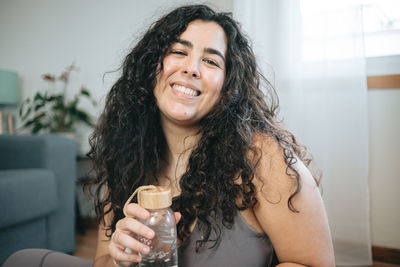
[171,50,186,56]
[204,59,219,67]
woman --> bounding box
[88,4,335,267]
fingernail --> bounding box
[147,230,154,238]
[142,246,150,253]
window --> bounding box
[362,0,400,57]
[300,0,400,61]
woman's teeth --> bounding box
[173,84,199,96]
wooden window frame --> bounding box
[367,74,400,89]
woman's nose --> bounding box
[182,57,200,78]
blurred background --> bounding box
[0,0,399,266]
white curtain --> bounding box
[233,1,371,266]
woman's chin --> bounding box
[164,113,199,127]
[173,117,198,127]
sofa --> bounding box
[0,134,76,265]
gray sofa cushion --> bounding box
[0,169,58,228]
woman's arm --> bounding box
[93,197,116,267]
[251,135,335,267]
[93,219,118,267]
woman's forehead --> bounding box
[177,20,227,57]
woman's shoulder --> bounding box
[249,132,318,199]
[250,132,282,158]
[249,132,291,180]
[249,132,297,198]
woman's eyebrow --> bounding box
[176,38,225,62]
[176,38,193,48]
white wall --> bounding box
[367,56,400,249]
[368,89,400,249]
[206,0,233,11]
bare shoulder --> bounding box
[251,132,318,191]
[250,133,315,198]
[250,133,335,266]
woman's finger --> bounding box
[112,230,151,255]
[124,203,150,220]
[117,217,154,240]
[108,241,142,265]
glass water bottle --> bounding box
[135,186,178,267]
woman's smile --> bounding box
[171,82,201,98]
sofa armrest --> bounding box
[0,169,58,228]
[0,134,77,252]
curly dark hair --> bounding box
[85,4,317,251]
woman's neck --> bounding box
[162,122,200,163]
[158,119,200,197]
[160,118,201,178]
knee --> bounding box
[3,248,92,267]
[3,249,52,267]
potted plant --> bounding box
[19,64,96,135]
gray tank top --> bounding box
[178,212,279,266]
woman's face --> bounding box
[154,19,227,128]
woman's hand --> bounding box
[109,203,181,266]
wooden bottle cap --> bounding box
[137,186,172,210]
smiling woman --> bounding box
[83,4,335,267]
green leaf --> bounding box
[34,92,45,101]
[22,120,34,128]
[32,122,44,134]
[80,88,90,96]
[69,108,94,127]
[19,101,28,117]
[21,107,32,120]
[70,99,79,108]
[34,102,46,111]
[47,95,58,102]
